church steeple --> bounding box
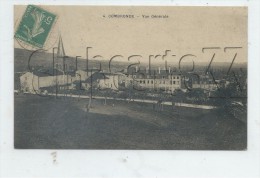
[57,34,66,58]
[56,34,67,72]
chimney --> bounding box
[169,67,171,73]
[136,66,138,72]
[158,67,161,74]
[146,67,149,73]
[76,58,78,71]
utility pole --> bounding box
[75,56,81,71]
[88,69,93,110]
[62,56,69,72]
[86,47,92,76]
[90,69,93,100]
[62,56,68,99]
[53,47,58,99]
[52,47,58,76]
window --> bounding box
[148,80,149,84]
[151,81,153,84]
[177,76,179,79]
[173,81,176,84]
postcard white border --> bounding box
[1,0,260,177]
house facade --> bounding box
[192,75,218,91]
[97,73,119,90]
[122,67,183,93]
[20,69,76,93]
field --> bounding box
[14,94,246,150]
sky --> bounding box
[14,6,247,64]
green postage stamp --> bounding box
[15,5,56,48]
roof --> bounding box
[65,70,76,77]
[76,68,101,73]
[124,67,181,79]
[32,69,64,77]
[24,68,75,77]
[85,72,109,83]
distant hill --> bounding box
[14,48,132,73]
[14,48,247,73]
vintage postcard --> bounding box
[14,5,247,150]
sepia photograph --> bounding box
[14,5,247,150]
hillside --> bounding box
[14,48,132,73]
[14,48,247,73]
